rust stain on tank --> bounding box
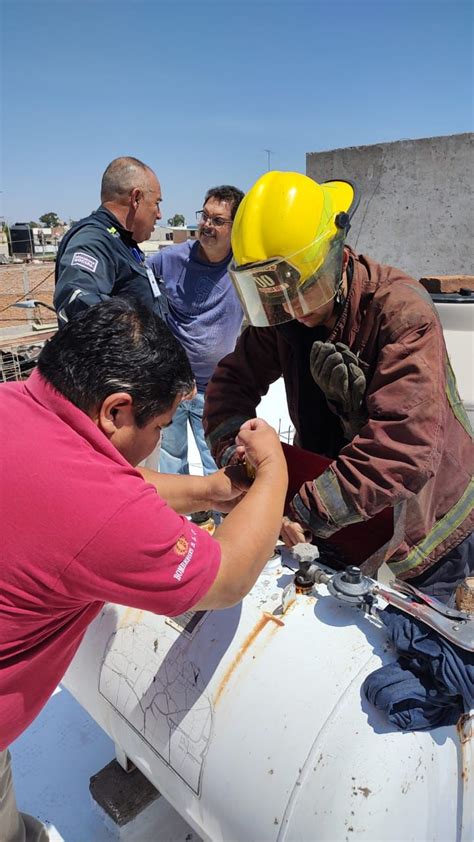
[118,607,144,628]
[457,712,473,783]
[214,612,284,706]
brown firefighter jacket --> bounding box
[204,249,473,579]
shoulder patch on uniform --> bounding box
[71,251,98,273]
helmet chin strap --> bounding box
[334,256,353,309]
[334,277,345,306]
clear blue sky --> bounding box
[1,0,472,226]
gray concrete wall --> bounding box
[306,133,473,279]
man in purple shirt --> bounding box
[147,185,244,530]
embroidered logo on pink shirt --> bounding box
[173,531,197,581]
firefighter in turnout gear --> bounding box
[203,171,473,604]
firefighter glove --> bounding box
[310,341,368,439]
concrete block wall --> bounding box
[306,133,473,279]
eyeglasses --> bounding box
[196,210,233,228]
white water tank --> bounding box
[62,552,472,842]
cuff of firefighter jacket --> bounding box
[293,467,364,538]
[314,468,365,529]
[221,445,238,467]
[206,415,252,466]
[292,491,338,538]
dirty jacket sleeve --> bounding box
[293,290,451,537]
[204,326,284,466]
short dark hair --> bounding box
[203,185,245,219]
[101,157,154,202]
[38,298,194,426]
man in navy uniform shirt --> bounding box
[54,156,166,325]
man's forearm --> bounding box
[139,468,215,514]
[193,465,288,610]
[216,468,287,569]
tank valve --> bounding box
[294,561,317,593]
[290,543,321,593]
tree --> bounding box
[28,221,39,228]
[39,212,61,228]
[167,213,185,227]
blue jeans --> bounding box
[160,391,217,476]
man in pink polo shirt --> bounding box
[0,297,287,842]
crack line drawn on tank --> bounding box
[97,623,214,795]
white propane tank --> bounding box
[62,552,472,842]
[434,295,474,427]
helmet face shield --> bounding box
[229,233,346,327]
